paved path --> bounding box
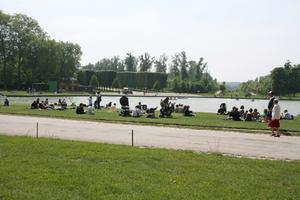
[0,114,299,160]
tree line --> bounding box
[0,10,82,90]
[81,51,218,93]
[239,61,300,96]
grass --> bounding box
[0,135,299,199]
[0,104,300,134]
[0,90,92,97]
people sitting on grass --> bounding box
[31,100,38,109]
[111,103,117,112]
[239,105,245,117]
[119,96,130,117]
[159,97,174,118]
[281,109,294,120]
[245,109,254,121]
[175,104,184,113]
[132,106,143,117]
[87,105,95,115]
[260,108,268,122]
[4,98,9,106]
[146,107,157,118]
[226,107,241,121]
[252,108,260,121]
[106,102,112,108]
[183,105,195,116]
[76,103,85,114]
[217,103,227,115]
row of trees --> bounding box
[0,11,82,90]
[83,51,218,92]
[239,61,300,96]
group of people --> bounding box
[224,105,261,122]
[31,98,68,110]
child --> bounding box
[269,99,281,137]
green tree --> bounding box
[152,80,160,91]
[219,82,226,94]
[139,52,154,72]
[112,78,120,88]
[124,52,137,72]
[170,54,180,78]
[89,74,98,87]
[154,54,168,73]
[10,13,47,89]
[179,51,188,80]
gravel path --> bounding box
[1,114,299,160]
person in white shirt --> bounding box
[268,99,281,137]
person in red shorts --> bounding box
[269,99,281,137]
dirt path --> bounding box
[1,114,299,160]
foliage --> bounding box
[139,52,154,72]
[152,80,161,91]
[89,74,98,87]
[111,78,120,88]
[0,11,82,90]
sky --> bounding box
[1,0,300,82]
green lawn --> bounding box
[0,90,92,97]
[0,135,299,199]
[0,104,300,134]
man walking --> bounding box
[95,91,102,109]
[269,99,281,137]
[267,91,275,121]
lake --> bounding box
[5,96,300,115]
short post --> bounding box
[36,122,39,138]
[131,129,134,147]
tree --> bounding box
[0,11,12,89]
[152,80,160,91]
[219,82,226,94]
[112,78,120,88]
[169,54,180,78]
[139,52,154,72]
[89,74,98,87]
[154,54,168,73]
[10,13,47,89]
[179,51,188,80]
[124,52,137,72]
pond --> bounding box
[5,96,300,116]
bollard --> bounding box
[36,122,39,138]
[131,129,134,147]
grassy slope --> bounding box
[0,135,299,200]
[0,104,300,134]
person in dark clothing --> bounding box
[267,91,276,121]
[4,98,9,106]
[31,101,38,109]
[232,107,241,121]
[76,103,85,114]
[95,91,102,109]
[119,96,130,116]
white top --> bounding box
[272,104,281,120]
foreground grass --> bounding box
[0,104,300,134]
[0,135,299,199]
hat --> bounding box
[268,91,273,95]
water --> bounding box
[6,96,300,115]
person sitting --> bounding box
[239,105,245,117]
[87,105,95,115]
[231,107,241,121]
[281,109,294,120]
[31,101,38,109]
[132,106,143,117]
[146,107,157,118]
[61,99,67,109]
[252,108,260,121]
[106,102,112,108]
[260,108,268,122]
[39,101,46,109]
[245,108,254,121]
[4,98,9,106]
[183,105,194,116]
[110,103,117,112]
[217,103,227,115]
[76,103,85,114]
[45,98,49,105]
[119,96,130,117]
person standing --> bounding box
[267,91,275,121]
[269,99,281,137]
[95,91,102,109]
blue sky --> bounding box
[1,0,300,82]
